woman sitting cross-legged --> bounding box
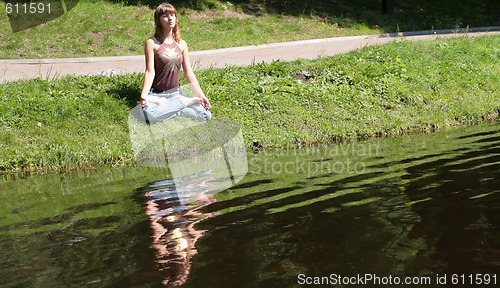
[140,3,211,122]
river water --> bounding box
[1,122,499,287]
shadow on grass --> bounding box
[102,74,143,109]
[105,0,500,32]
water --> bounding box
[1,122,499,287]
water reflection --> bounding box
[184,123,500,287]
[0,122,498,287]
[143,173,217,286]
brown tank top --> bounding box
[152,41,183,91]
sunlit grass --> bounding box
[1,35,499,173]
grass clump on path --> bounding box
[1,35,499,173]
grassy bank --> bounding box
[1,0,499,59]
[1,35,499,174]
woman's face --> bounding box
[160,12,177,29]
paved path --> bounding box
[1,27,499,83]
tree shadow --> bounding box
[103,0,500,33]
[103,0,215,9]
[102,74,143,109]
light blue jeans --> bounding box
[142,90,211,123]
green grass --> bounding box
[201,35,500,146]
[0,75,134,173]
[1,35,499,174]
[0,0,499,59]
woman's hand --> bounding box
[200,95,211,109]
[141,97,149,108]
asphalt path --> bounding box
[1,26,499,83]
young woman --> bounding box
[140,3,211,122]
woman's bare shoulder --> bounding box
[179,40,189,52]
[146,37,160,45]
[145,37,161,52]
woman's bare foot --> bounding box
[182,97,201,107]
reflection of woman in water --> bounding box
[140,3,211,122]
[145,177,215,286]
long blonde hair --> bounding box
[154,3,182,43]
